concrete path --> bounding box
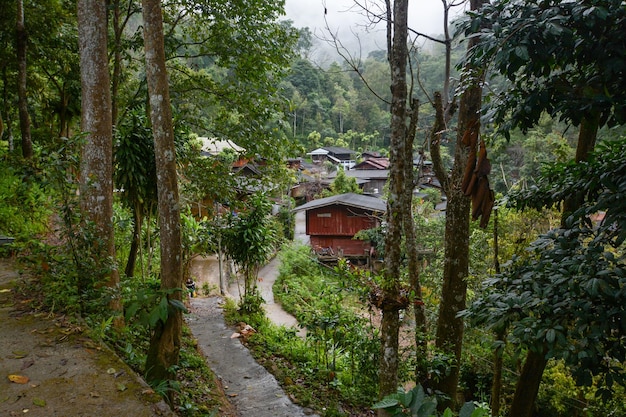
[187,212,313,416]
[186,297,317,417]
[227,256,304,337]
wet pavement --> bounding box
[186,210,313,415]
[186,297,317,417]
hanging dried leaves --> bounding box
[461,120,495,228]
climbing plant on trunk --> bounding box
[429,0,489,408]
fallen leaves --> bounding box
[32,398,46,407]
[7,374,29,384]
[20,358,34,370]
[11,350,28,359]
[231,322,256,339]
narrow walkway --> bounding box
[186,297,317,417]
[227,256,305,337]
[187,213,312,415]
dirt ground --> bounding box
[0,258,175,417]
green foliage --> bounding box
[372,385,437,417]
[124,286,187,329]
[274,243,380,405]
[461,0,626,135]
[275,199,295,241]
[486,125,575,194]
[113,107,157,211]
[372,385,490,417]
[16,135,117,315]
[0,157,50,241]
[276,242,322,280]
[465,138,626,398]
[321,167,361,197]
[222,192,277,312]
[162,0,299,171]
[175,329,224,416]
[537,360,626,417]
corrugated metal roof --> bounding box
[327,169,390,180]
[293,193,386,213]
[322,146,357,155]
[198,137,244,155]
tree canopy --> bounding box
[465,138,626,401]
[460,0,626,137]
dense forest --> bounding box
[1,1,625,417]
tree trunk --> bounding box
[142,0,184,392]
[432,0,487,408]
[16,0,32,159]
[491,209,505,416]
[562,112,600,219]
[491,329,505,416]
[404,98,428,384]
[77,0,120,310]
[509,349,548,417]
[1,65,14,151]
[111,0,122,126]
[378,0,409,409]
[125,203,142,278]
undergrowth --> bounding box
[224,243,382,417]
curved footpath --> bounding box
[1,241,314,416]
[187,297,317,417]
[187,254,317,416]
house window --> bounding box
[317,213,331,218]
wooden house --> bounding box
[293,193,386,260]
[354,157,390,170]
[307,146,357,170]
[326,169,389,196]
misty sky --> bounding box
[283,0,466,62]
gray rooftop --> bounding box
[292,193,386,213]
[327,169,389,180]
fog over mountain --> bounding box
[284,0,466,64]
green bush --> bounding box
[0,160,50,241]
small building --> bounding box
[354,157,389,170]
[307,146,357,170]
[293,193,386,261]
[326,169,389,197]
[198,137,244,157]
[361,150,382,160]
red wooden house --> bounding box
[293,193,386,260]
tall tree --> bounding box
[141,0,184,389]
[76,0,120,307]
[16,0,32,158]
[378,0,410,404]
[430,0,489,408]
